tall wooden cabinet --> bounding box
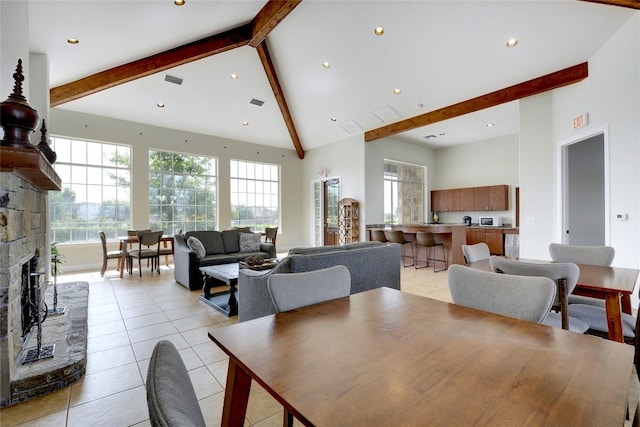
[338,198,359,245]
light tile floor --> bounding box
[0,261,636,426]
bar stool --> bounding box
[386,230,414,267]
[371,229,388,243]
[415,232,447,272]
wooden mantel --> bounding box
[0,146,61,191]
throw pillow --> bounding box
[186,236,206,259]
[239,233,261,253]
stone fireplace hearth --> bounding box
[0,163,90,407]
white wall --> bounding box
[364,137,436,226]
[551,13,640,268]
[432,134,519,225]
[50,109,304,271]
[300,134,366,246]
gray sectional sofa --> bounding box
[174,230,276,291]
[238,241,401,322]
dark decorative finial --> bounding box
[11,59,27,102]
[37,119,57,164]
[0,59,39,149]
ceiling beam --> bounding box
[250,0,302,47]
[50,24,253,107]
[256,41,305,159]
[580,0,640,9]
[365,62,589,142]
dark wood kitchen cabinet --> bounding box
[466,228,504,255]
[431,185,508,212]
[473,185,508,211]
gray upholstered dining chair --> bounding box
[99,231,123,276]
[267,264,351,427]
[128,230,163,276]
[146,340,206,427]
[267,265,351,313]
[549,243,615,307]
[447,265,556,324]
[489,256,589,333]
[461,242,491,264]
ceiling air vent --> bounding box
[250,98,265,107]
[164,74,183,85]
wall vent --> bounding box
[164,74,183,85]
[250,98,265,107]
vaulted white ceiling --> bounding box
[28,1,635,153]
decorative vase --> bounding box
[432,212,439,223]
[37,119,57,164]
[0,59,39,149]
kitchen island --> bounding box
[367,224,519,266]
[390,224,467,266]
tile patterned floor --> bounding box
[0,261,636,426]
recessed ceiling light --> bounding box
[486,123,495,127]
[174,0,185,5]
[157,102,165,108]
[322,61,331,69]
[330,117,337,122]
[230,73,238,80]
[67,38,79,44]
[506,38,518,48]
[393,88,401,95]
[242,121,249,126]
[374,26,384,36]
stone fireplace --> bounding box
[1,59,88,407]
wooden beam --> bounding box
[580,0,640,9]
[50,24,253,106]
[365,62,589,142]
[256,42,305,159]
[250,0,302,48]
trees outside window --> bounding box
[50,137,131,242]
[230,160,279,232]
[149,150,217,233]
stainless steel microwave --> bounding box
[479,217,502,227]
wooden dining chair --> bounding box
[146,340,206,427]
[99,231,122,276]
[447,265,556,324]
[489,256,588,333]
[128,231,163,276]
[264,227,278,248]
[549,243,615,307]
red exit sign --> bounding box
[573,113,589,129]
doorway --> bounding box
[560,128,609,245]
[313,178,341,246]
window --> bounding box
[384,160,425,224]
[50,137,131,243]
[149,150,217,233]
[230,160,280,232]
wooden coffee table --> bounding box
[199,264,240,317]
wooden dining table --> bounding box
[118,235,174,278]
[208,287,633,427]
[468,258,639,342]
